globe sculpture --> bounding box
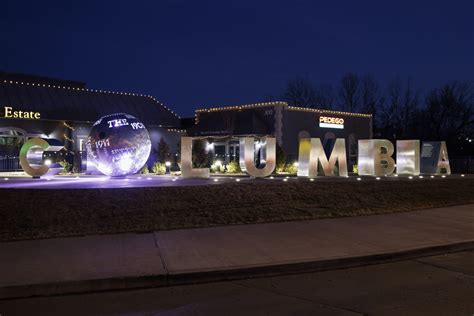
[87,113,151,177]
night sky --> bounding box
[2,0,473,117]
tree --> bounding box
[282,77,317,108]
[314,83,336,109]
[424,81,474,142]
[338,72,360,112]
[158,137,170,163]
[360,75,382,114]
[379,78,419,141]
[275,143,286,173]
[192,139,209,168]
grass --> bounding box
[0,178,473,242]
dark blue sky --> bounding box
[2,0,473,117]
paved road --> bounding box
[1,250,474,315]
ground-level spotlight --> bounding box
[376,177,381,180]
[172,179,176,182]
[213,178,218,182]
[235,178,241,182]
[461,174,465,177]
[394,174,399,177]
[4,178,8,181]
[283,178,288,182]
[442,175,446,178]
[309,178,315,182]
[293,161,299,167]
[146,177,152,180]
[357,177,362,181]
[44,159,52,166]
[430,175,435,178]
[419,176,423,179]
[408,176,413,179]
[269,176,274,179]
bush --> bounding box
[226,160,241,173]
[352,164,358,174]
[58,160,71,175]
[140,165,149,174]
[210,161,225,173]
[152,162,166,175]
[284,163,298,174]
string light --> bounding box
[2,79,181,119]
[194,101,372,118]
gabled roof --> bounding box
[0,80,181,127]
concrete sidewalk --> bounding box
[1,204,473,299]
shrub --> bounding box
[284,163,298,174]
[140,165,149,174]
[58,160,71,175]
[210,161,225,173]
[152,162,166,175]
[352,164,358,174]
[226,160,241,173]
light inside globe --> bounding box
[87,113,151,177]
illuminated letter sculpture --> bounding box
[181,137,210,178]
[20,138,64,178]
[358,139,395,176]
[396,140,420,175]
[297,138,348,177]
[420,141,451,175]
[239,137,276,178]
[87,113,151,177]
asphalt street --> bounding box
[1,250,473,316]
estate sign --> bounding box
[3,106,41,119]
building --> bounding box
[0,73,184,172]
[189,101,372,168]
[0,72,373,174]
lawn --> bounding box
[0,178,473,241]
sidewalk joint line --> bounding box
[152,232,169,275]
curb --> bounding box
[2,240,474,300]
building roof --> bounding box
[0,79,181,127]
[195,101,372,118]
